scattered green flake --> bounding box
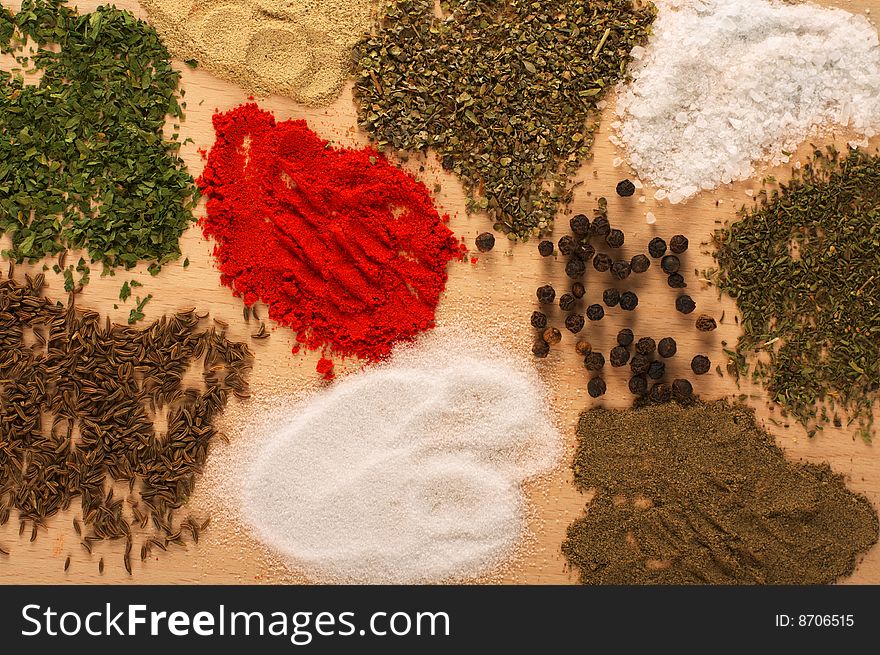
[127,294,153,324]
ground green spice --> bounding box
[562,401,878,584]
[0,0,197,272]
[712,147,880,439]
[354,0,655,240]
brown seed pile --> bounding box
[0,272,252,572]
[562,401,878,584]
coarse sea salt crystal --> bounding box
[645,211,657,224]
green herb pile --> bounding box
[354,0,655,240]
[712,147,880,439]
[0,0,197,272]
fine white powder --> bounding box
[613,0,880,201]
[240,331,562,584]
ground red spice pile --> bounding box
[198,103,464,378]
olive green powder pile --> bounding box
[562,401,878,584]
[355,0,656,239]
[712,148,880,440]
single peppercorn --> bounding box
[565,257,586,279]
[630,353,650,375]
[559,292,576,312]
[670,234,689,254]
[691,355,711,375]
[530,311,547,330]
[695,315,718,332]
[558,235,576,256]
[565,314,585,334]
[603,288,620,307]
[660,254,681,274]
[593,253,612,272]
[592,216,611,236]
[647,360,666,380]
[610,346,630,367]
[475,232,495,252]
[667,273,686,289]
[616,179,636,197]
[543,327,562,345]
[606,229,625,249]
[636,337,656,356]
[620,291,639,311]
[611,261,631,280]
[648,237,667,258]
[570,214,591,235]
[575,242,595,261]
[658,337,677,358]
[576,339,593,356]
[538,240,554,257]
[649,382,672,403]
[587,377,607,398]
[536,285,556,304]
[586,304,605,321]
[617,329,634,347]
[672,378,693,401]
[628,374,648,396]
[630,254,651,273]
[584,351,605,371]
[676,295,696,314]
[532,338,550,358]
[571,282,586,299]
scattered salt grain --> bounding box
[645,211,657,224]
[615,0,880,201]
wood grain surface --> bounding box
[1,0,879,584]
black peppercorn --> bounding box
[571,282,586,299]
[610,346,630,367]
[575,340,592,356]
[670,234,689,254]
[630,254,650,273]
[617,329,634,347]
[606,229,625,249]
[691,355,711,375]
[657,337,677,358]
[570,214,591,235]
[530,311,547,330]
[584,351,605,371]
[565,257,586,279]
[619,291,639,311]
[559,293,576,312]
[676,295,696,314]
[592,216,611,236]
[660,254,680,274]
[532,338,550,358]
[695,315,717,332]
[603,288,620,307]
[565,313,585,334]
[543,327,562,345]
[575,242,595,261]
[611,261,631,280]
[587,377,607,398]
[647,360,666,380]
[475,232,495,252]
[593,253,612,272]
[628,374,648,396]
[558,235,576,256]
[536,285,556,304]
[630,353,650,375]
[648,237,667,258]
[616,179,636,197]
[667,273,686,289]
[538,240,554,257]
[649,382,672,403]
[586,304,605,321]
[672,378,693,401]
[636,337,656,356]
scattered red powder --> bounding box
[316,357,335,380]
[197,103,465,375]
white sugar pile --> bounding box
[236,330,562,584]
[613,0,880,202]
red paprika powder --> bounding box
[198,103,465,378]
